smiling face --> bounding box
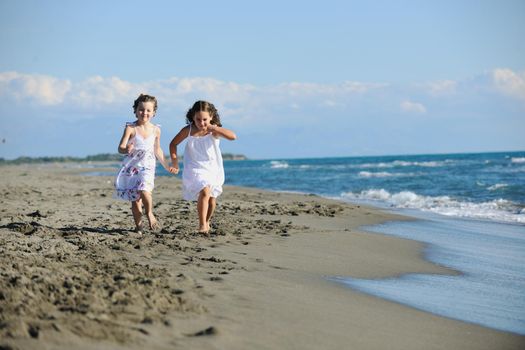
[134,101,156,124]
[193,111,212,131]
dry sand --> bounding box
[0,164,523,350]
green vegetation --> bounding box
[0,153,247,165]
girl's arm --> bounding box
[209,125,237,141]
[118,125,134,154]
[154,127,177,174]
[169,126,190,172]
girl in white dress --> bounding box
[169,101,237,234]
[115,94,177,233]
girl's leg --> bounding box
[131,198,143,232]
[206,197,217,229]
[197,186,211,233]
[140,191,159,230]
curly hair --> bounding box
[133,94,158,113]
[185,100,222,127]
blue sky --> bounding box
[1,0,524,159]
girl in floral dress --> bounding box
[115,94,176,233]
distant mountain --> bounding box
[222,153,248,161]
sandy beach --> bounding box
[1,164,523,350]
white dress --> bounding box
[114,123,158,201]
[183,125,225,201]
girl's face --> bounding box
[135,101,156,124]
[193,111,212,131]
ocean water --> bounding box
[332,215,525,335]
[208,151,525,224]
[153,151,525,334]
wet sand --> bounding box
[1,164,523,349]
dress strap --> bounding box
[153,124,161,137]
[188,124,192,137]
[125,122,137,138]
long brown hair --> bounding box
[185,100,222,127]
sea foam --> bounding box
[269,160,289,169]
[341,189,525,224]
[356,160,451,169]
[511,157,525,163]
[488,183,509,191]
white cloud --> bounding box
[1,70,524,159]
[71,76,134,107]
[157,77,253,98]
[0,72,389,123]
[2,69,524,126]
[425,80,457,96]
[274,81,387,97]
[0,71,71,105]
[321,99,341,108]
[400,100,427,114]
[492,68,525,100]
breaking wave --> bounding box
[341,189,525,224]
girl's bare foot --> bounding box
[198,223,210,235]
[147,213,161,232]
[135,222,144,235]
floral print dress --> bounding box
[114,123,158,201]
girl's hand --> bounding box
[206,125,236,140]
[168,166,179,175]
[126,143,135,154]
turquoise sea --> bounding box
[107,151,525,335]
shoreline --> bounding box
[1,164,523,349]
[347,215,525,336]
